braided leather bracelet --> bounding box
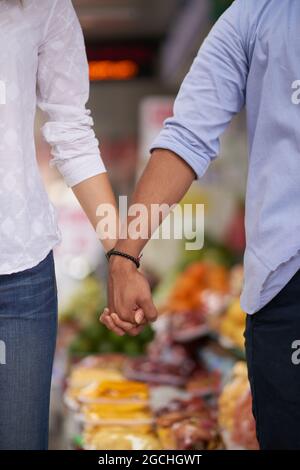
[106,248,142,269]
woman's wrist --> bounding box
[102,239,118,253]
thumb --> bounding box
[139,295,158,323]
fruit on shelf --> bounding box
[219,298,246,350]
[165,262,230,313]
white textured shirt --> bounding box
[0,0,106,274]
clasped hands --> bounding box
[100,255,158,336]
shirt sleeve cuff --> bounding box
[149,135,211,180]
[59,157,107,187]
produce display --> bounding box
[231,389,258,450]
[219,299,245,350]
[64,353,256,449]
[81,401,153,425]
[83,424,162,450]
[218,362,258,450]
[64,356,126,410]
[156,396,220,450]
[64,352,223,450]
[78,380,149,404]
[150,257,231,347]
[124,330,196,386]
[186,370,221,397]
[76,354,128,371]
[201,264,246,351]
[64,355,159,449]
[164,262,230,313]
[124,356,195,387]
[170,311,210,342]
[61,252,258,451]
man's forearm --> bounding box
[115,149,196,258]
[104,149,195,329]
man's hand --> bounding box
[100,256,158,335]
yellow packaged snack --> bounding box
[79,380,149,404]
[64,368,125,410]
[68,368,125,390]
[82,401,153,425]
[83,425,162,450]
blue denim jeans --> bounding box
[0,251,57,450]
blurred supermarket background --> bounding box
[35,0,257,450]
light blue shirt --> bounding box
[151,0,300,314]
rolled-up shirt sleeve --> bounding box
[150,0,249,179]
[37,0,106,187]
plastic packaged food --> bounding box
[171,314,211,343]
[156,396,219,450]
[186,370,221,397]
[75,354,127,371]
[218,361,258,450]
[64,368,125,411]
[83,424,162,450]
[124,356,194,386]
[79,401,154,426]
[78,380,150,405]
[67,367,125,390]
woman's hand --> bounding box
[99,308,145,336]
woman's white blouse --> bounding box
[0,0,106,274]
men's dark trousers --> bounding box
[245,268,300,450]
